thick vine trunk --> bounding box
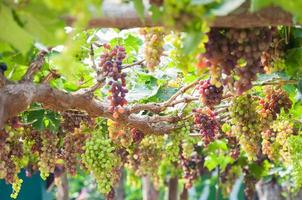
[168,176,178,200]
[142,176,159,200]
[56,173,69,200]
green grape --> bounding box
[82,122,121,194]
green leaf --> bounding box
[183,31,203,55]
[0,5,33,54]
[133,0,145,22]
[204,154,220,171]
[285,48,302,77]
[250,0,272,12]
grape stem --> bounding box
[122,59,145,69]
[21,50,49,82]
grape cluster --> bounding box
[61,110,93,133]
[130,128,144,144]
[229,94,262,160]
[193,108,219,145]
[226,132,241,160]
[24,129,43,154]
[0,129,24,199]
[179,145,204,188]
[261,120,294,162]
[204,27,280,94]
[82,124,121,194]
[99,45,128,118]
[126,135,164,178]
[259,87,292,128]
[38,131,58,179]
[197,79,223,107]
[140,27,165,71]
[107,119,126,141]
[62,129,89,175]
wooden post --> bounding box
[56,173,69,200]
[168,176,178,200]
[142,176,159,200]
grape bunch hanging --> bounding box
[193,108,220,145]
[140,27,165,71]
[259,86,292,128]
[229,94,262,160]
[197,79,223,108]
[204,27,282,94]
[179,145,204,189]
[99,45,128,118]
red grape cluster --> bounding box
[0,130,23,184]
[197,80,223,108]
[62,129,89,175]
[130,128,145,144]
[99,45,128,118]
[193,108,219,145]
[61,110,93,133]
[226,133,241,160]
[259,87,292,128]
[204,27,279,94]
[24,129,43,154]
[180,146,204,188]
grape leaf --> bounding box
[133,0,145,22]
[0,5,33,54]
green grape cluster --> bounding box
[140,27,165,71]
[38,131,58,180]
[82,124,121,194]
[164,121,190,162]
[229,94,262,160]
[10,177,23,199]
[262,120,294,162]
